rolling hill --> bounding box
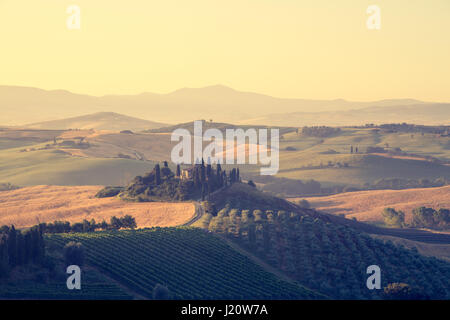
[24,112,167,131]
[197,206,450,299]
[46,228,321,299]
[241,103,450,127]
[272,127,450,187]
[297,185,450,224]
[0,146,158,186]
[1,123,449,187]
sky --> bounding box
[0,0,449,101]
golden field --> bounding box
[294,185,450,224]
[0,185,195,229]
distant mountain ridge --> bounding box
[0,84,444,126]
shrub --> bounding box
[153,283,171,300]
[366,146,386,153]
[64,242,85,266]
[383,283,427,300]
[0,183,19,191]
[117,153,132,159]
[382,208,405,227]
[411,207,449,229]
[297,199,311,209]
[95,187,123,198]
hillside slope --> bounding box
[47,227,321,299]
[299,185,450,224]
[274,127,450,186]
[0,146,158,186]
[199,208,450,299]
[24,112,167,131]
[241,103,450,126]
[205,183,450,244]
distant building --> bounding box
[181,167,194,180]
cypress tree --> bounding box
[24,231,32,264]
[207,182,211,200]
[7,226,17,267]
[16,232,25,266]
[200,163,206,183]
[176,164,181,177]
[216,163,222,177]
[38,225,45,264]
[194,168,200,188]
[31,228,40,263]
[222,171,227,187]
[201,183,205,201]
[155,164,161,185]
[0,236,9,277]
[206,163,212,179]
[217,167,223,187]
[230,168,236,183]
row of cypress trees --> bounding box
[0,225,46,277]
[175,161,240,187]
[175,160,241,200]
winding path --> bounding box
[181,202,205,226]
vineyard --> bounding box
[200,208,450,299]
[46,227,321,299]
[0,270,131,299]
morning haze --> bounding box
[0,0,449,102]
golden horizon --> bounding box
[0,0,449,101]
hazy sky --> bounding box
[0,0,449,101]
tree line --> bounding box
[37,215,137,234]
[0,215,137,278]
[119,160,242,202]
[369,177,449,190]
[300,126,341,137]
[258,176,450,198]
[378,123,449,135]
[382,207,449,230]
[0,225,45,277]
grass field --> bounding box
[0,146,159,186]
[293,185,450,224]
[274,128,450,186]
[0,185,195,229]
[0,128,174,186]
